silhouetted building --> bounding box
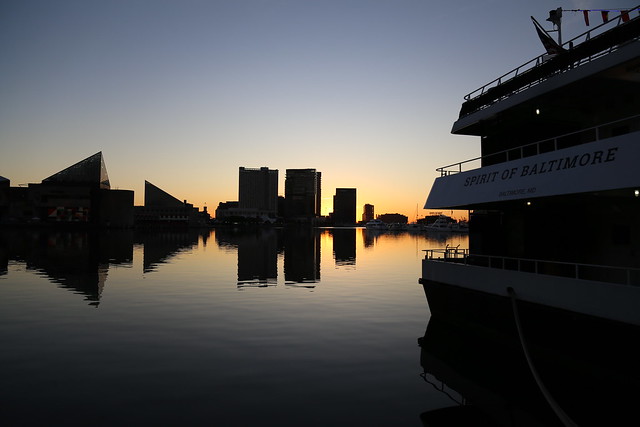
[284,169,321,221]
[0,152,134,227]
[332,188,356,226]
[215,201,239,221]
[362,204,374,223]
[134,181,209,227]
[284,227,320,284]
[238,167,278,218]
[378,213,408,224]
[0,177,10,222]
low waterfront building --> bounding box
[378,213,408,224]
[0,152,134,227]
[134,181,209,228]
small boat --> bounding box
[424,215,468,232]
[365,219,388,230]
[406,222,423,231]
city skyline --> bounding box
[0,1,611,221]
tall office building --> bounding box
[238,167,278,217]
[284,169,321,220]
[362,204,374,223]
[333,188,356,225]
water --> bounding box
[0,227,467,426]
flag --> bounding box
[621,10,630,22]
[531,17,564,55]
[602,11,609,22]
[583,10,590,26]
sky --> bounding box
[0,0,626,220]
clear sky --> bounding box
[0,0,625,220]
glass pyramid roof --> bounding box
[42,152,110,189]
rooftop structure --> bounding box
[42,152,110,189]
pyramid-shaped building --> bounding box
[0,152,133,227]
[42,152,111,189]
[144,180,185,207]
[134,181,209,227]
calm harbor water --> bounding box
[0,227,467,426]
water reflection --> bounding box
[284,226,320,286]
[0,227,468,303]
[215,227,280,287]
[136,229,209,273]
[0,229,133,306]
[418,312,640,426]
[331,228,356,267]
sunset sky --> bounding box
[0,0,624,220]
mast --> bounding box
[546,7,562,45]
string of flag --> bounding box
[563,8,640,26]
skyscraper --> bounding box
[362,204,374,223]
[284,169,321,220]
[333,188,356,225]
[238,167,278,217]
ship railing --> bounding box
[436,113,640,176]
[462,7,640,114]
[423,246,469,262]
[424,250,640,287]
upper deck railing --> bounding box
[436,113,640,176]
[459,8,640,118]
[423,248,640,287]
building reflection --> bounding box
[216,226,322,288]
[418,312,640,426]
[215,227,280,287]
[362,228,382,248]
[0,229,133,306]
[329,228,356,267]
[135,229,208,273]
[283,226,320,286]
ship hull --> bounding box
[421,258,640,326]
[418,302,640,426]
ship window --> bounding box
[508,149,521,161]
[612,224,630,245]
[611,125,629,137]
[522,144,538,158]
[538,139,555,153]
[557,133,582,149]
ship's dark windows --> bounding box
[538,139,555,153]
[522,144,538,158]
[483,151,507,167]
[611,125,630,137]
[557,132,580,149]
[507,148,521,161]
[612,224,631,245]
